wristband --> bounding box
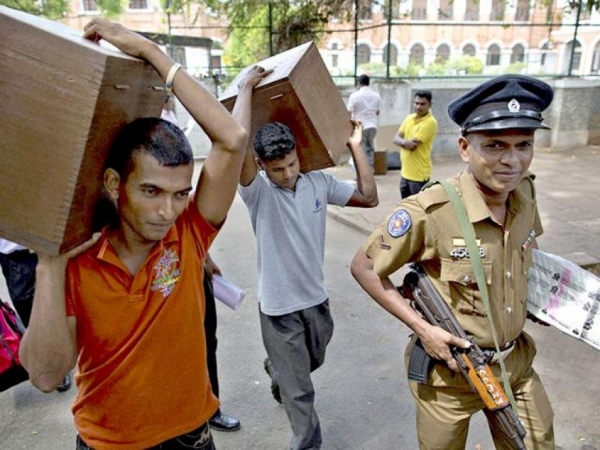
[165,63,182,95]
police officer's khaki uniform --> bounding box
[363,171,554,449]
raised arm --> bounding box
[231,66,273,187]
[346,120,378,207]
[20,237,99,392]
[83,18,248,228]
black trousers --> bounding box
[203,267,220,403]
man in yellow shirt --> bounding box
[393,91,438,198]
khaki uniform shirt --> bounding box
[364,171,542,348]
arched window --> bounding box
[438,0,453,20]
[564,40,582,72]
[487,44,501,66]
[357,43,371,65]
[383,43,399,66]
[540,41,550,66]
[436,44,451,63]
[515,0,530,21]
[491,2,505,21]
[465,0,479,21]
[412,0,427,20]
[409,44,425,65]
[463,44,476,57]
[511,44,525,63]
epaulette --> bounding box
[415,180,452,210]
[518,172,537,201]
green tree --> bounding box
[0,0,124,19]
[0,0,69,19]
[203,0,376,68]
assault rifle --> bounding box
[398,263,526,450]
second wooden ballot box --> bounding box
[219,42,353,173]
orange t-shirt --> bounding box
[65,202,219,450]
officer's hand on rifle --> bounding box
[419,323,470,372]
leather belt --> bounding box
[481,339,517,364]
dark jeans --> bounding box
[76,422,215,450]
[400,176,429,199]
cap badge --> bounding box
[508,99,520,113]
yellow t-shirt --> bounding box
[399,111,438,182]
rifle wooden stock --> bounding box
[460,355,509,411]
[400,263,526,450]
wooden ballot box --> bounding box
[0,7,166,255]
[219,42,353,173]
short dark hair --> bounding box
[253,122,296,161]
[358,74,370,86]
[415,90,432,103]
[105,117,193,180]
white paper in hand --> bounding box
[527,249,600,350]
[212,274,246,310]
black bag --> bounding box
[0,300,29,392]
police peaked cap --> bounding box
[448,75,554,134]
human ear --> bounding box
[457,136,470,163]
[104,168,121,201]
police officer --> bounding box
[350,75,555,449]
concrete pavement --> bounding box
[325,145,600,269]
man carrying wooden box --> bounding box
[19,18,269,450]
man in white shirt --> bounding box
[347,74,382,168]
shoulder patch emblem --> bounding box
[387,209,412,238]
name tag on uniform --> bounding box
[452,238,481,246]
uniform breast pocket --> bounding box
[440,258,493,317]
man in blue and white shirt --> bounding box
[235,69,378,450]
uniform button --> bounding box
[463,275,471,283]
[506,271,512,279]
[506,306,512,314]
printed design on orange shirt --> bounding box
[151,249,181,298]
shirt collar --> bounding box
[95,223,180,265]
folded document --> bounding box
[527,249,600,350]
[213,274,246,310]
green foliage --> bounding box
[0,0,70,19]
[358,62,387,76]
[504,62,526,74]
[390,63,420,78]
[450,55,484,75]
[425,61,449,76]
[223,6,271,69]
[203,0,375,68]
[0,0,124,19]
[95,0,125,18]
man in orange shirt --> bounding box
[20,19,269,450]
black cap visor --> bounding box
[465,117,551,133]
